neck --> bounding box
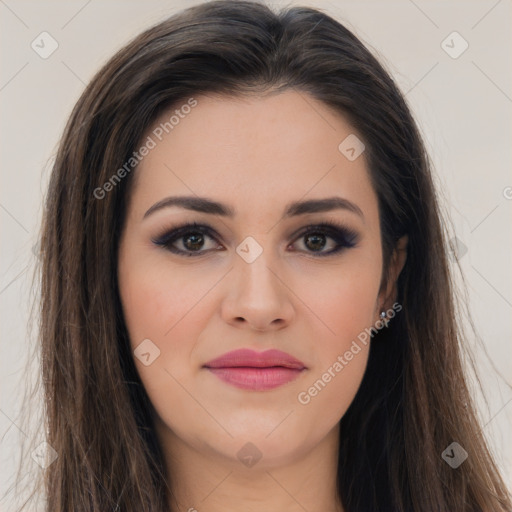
[156,420,344,512]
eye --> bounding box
[289,221,359,257]
[152,222,222,257]
[152,220,359,257]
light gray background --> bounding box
[1,0,511,508]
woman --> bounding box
[32,0,511,510]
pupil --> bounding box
[305,233,326,251]
[184,233,204,250]
[182,233,328,252]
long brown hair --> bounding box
[26,0,512,510]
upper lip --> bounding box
[204,348,306,370]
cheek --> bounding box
[304,256,382,348]
[117,249,206,383]
[118,258,214,427]
[293,258,381,419]
[119,249,217,344]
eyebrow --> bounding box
[143,195,364,220]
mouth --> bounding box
[203,348,306,391]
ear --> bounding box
[377,235,408,314]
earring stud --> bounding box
[380,311,387,320]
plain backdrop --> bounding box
[1,0,511,508]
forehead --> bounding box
[129,90,377,223]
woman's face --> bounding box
[118,90,397,469]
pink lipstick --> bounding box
[203,348,306,391]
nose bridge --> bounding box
[234,234,282,298]
[220,233,294,330]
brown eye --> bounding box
[304,233,329,252]
[153,221,359,258]
[152,223,223,257]
[290,222,359,257]
[182,232,206,251]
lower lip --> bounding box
[206,367,304,390]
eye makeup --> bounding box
[151,219,359,258]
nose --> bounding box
[220,246,295,332]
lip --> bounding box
[203,348,306,391]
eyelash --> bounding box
[151,220,359,258]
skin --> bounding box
[118,90,407,512]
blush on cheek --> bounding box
[296,278,378,413]
[320,277,381,338]
[120,263,202,342]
